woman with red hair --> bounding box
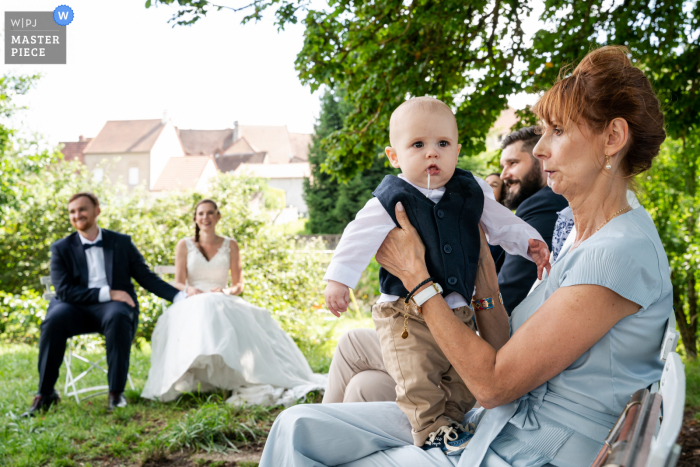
[260,46,671,466]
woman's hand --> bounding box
[187,286,204,296]
[375,202,430,292]
[210,287,231,295]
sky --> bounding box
[2,0,543,146]
[2,0,321,144]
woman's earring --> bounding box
[605,155,612,170]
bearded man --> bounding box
[497,127,569,314]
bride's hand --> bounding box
[187,286,204,296]
[210,287,228,294]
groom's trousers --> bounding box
[38,298,137,396]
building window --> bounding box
[128,167,139,186]
[93,168,104,183]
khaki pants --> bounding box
[372,299,476,446]
[322,328,396,404]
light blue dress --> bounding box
[260,207,672,467]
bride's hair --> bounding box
[194,199,219,243]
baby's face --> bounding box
[386,107,460,190]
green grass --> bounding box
[0,315,373,467]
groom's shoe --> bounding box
[108,391,127,412]
[21,390,60,418]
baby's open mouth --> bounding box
[426,164,440,175]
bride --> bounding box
[141,199,326,405]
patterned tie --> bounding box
[83,240,103,250]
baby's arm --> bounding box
[324,198,395,317]
[475,176,551,278]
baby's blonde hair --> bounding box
[389,97,457,146]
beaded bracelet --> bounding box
[472,293,503,312]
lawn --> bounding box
[3,318,699,466]
[0,315,374,467]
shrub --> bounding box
[0,162,330,352]
[0,290,46,344]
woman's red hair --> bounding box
[532,46,666,176]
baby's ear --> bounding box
[385,147,400,168]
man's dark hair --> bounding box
[500,126,541,155]
[68,192,99,207]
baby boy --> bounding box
[324,97,550,455]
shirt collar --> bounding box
[78,227,103,245]
[397,173,445,200]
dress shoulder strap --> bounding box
[183,237,197,253]
[220,237,234,255]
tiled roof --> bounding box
[217,152,267,173]
[60,137,92,163]
[492,107,518,135]
[84,120,166,154]
[233,162,311,179]
[152,156,215,191]
[289,132,312,161]
[222,136,257,156]
[178,129,234,156]
[237,125,308,164]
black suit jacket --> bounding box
[497,186,569,314]
[50,229,179,313]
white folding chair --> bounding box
[645,352,685,467]
[645,311,683,466]
[40,276,135,403]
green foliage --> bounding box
[638,132,700,357]
[0,290,46,345]
[0,157,329,347]
[686,357,700,408]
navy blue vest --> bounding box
[373,168,484,299]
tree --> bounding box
[0,72,52,210]
[149,1,698,179]
[304,88,398,234]
[149,0,700,354]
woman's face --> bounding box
[533,121,606,200]
[195,202,221,234]
[485,174,504,203]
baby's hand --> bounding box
[325,280,350,318]
[527,239,551,280]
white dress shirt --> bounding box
[78,227,111,302]
[324,174,545,309]
[79,227,187,304]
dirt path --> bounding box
[141,445,263,467]
[677,409,700,466]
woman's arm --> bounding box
[376,202,640,409]
[175,239,203,295]
[174,239,188,291]
[227,240,244,295]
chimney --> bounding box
[78,135,85,142]
[233,120,239,142]
[162,110,169,125]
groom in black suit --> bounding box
[23,192,184,416]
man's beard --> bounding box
[503,164,544,210]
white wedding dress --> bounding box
[141,237,327,405]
